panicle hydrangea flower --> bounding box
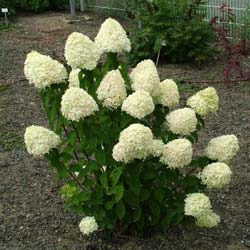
[68,68,81,88]
[122,90,155,119]
[65,32,100,70]
[24,125,61,157]
[184,193,212,218]
[160,139,192,168]
[95,18,131,54]
[155,79,179,108]
[187,87,219,116]
[61,87,98,122]
[166,108,197,136]
[200,162,232,189]
[151,139,164,157]
[96,70,127,109]
[79,216,98,235]
[112,123,154,163]
[24,51,67,89]
[205,135,239,163]
[130,59,160,98]
[195,211,221,228]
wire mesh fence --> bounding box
[84,0,249,38]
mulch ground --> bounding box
[0,11,250,250]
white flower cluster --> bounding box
[95,18,131,54]
[187,87,219,116]
[96,70,127,109]
[166,108,197,136]
[61,87,98,121]
[24,51,67,89]
[184,193,220,228]
[24,125,61,157]
[79,216,98,235]
[151,139,164,157]
[155,79,179,108]
[112,124,154,163]
[205,135,239,163]
[65,32,100,70]
[122,90,155,119]
[200,162,232,189]
[195,211,221,228]
[68,68,81,88]
[184,193,212,218]
[130,59,160,98]
[160,139,192,168]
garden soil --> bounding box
[0,12,249,250]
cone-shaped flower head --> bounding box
[205,135,239,163]
[24,51,67,89]
[24,125,61,157]
[184,193,212,218]
[166,108,197,136]
[68,68,81,88]
[65,32,100,70]
[195,211,221,228]
[130,59,160,98]
[95,18,131,54]
[122,90,155,119]
[200,162,232,189]
[96,70,127,109]
[155,79,179,108]
[160,138,192,168]
[61,87,98,122]
[112,123,154,163]
[187,87,219,116]
[151,139,164,157]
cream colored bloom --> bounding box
[155,79,179,108]
[96,70,127,109]
[24,125,61,157]
[112,123,153,163]
[205,135,239,163]
[187,87,219,116]
[130,59,160,98]
[160,139,192,168]
[200,162,232,189]
[196,211,221,228]
[65,32,100,70]
[95,18,131,54]
[61,87,98,121]
[68,68,81,88]
[79,216,98,235]
[166,108,197,136]
[122,90,155,119]
[184,193,212,218]
[151,139,164,157]
[24,51,67,89]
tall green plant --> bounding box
[127,0,214,64]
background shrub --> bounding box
[127,0,214,65]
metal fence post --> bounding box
[70,0,76,16]
[80,0,87,12]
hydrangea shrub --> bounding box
[24,18,239,235]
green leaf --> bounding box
[66,131,77,146]
[78,191,92,202]
[110,167,123,186]
[95,150,106,165]
[153,189,165,204]
[124,190,139,207]
[99,172,108,189]
[161,210,177,230]
[105,201,114,210]
[116,201,126,220]
[149,198,161,225]
[108,184,124,203]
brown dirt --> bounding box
[0,11,250,250]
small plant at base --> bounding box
[23,17,239,235]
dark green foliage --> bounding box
[18,0,50,12]
[127,0,214,64]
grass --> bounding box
[177,80,203,94]
[0,84,11,93]
[0,23,15,32]
[0,129,23,151]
